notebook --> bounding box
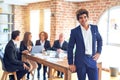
[30,45,43,54]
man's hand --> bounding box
[23,63,30,70]
[69,64,76,72]
[57,49,63,53]
[93,53,100,61]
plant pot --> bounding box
[110,67,118,77]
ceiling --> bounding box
[65,0,94,2]
[3,0,50,5]
[1,0,94,5]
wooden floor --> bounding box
[0,61,120,80]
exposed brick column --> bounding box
[13,5,28,40]
[50,0,77,45]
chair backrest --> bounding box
[0,51,4,59]
[0,51,6,70]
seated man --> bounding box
[3,30,30,80]
[52,33,68,78]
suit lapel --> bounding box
[77,26,85,46]
[90,25,94,36]
[10,40,17,58]
[10,40,16,49]
[58,41,61,48]
[61,41,65,48]
[90,25,97,55]
[44,40,48,48]
[90,25,95,46]
[38,40,41,45]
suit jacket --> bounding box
[20,41,28,52]
[52,40,68,51]
[19,41,33,60]
[20,41,33,52]
[3,40,23,72]
[68,25,102,68]
[35,40,51,50]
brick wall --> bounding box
[13,0,77,44]
[50,0,77,43]
[13,5,28,40]
[77,0,120,24]
[13,0,120,43]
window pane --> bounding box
[30,10,40,44]
[44,9,51,40]
[108,7,120,45]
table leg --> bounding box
[98,63,102,80]
[64,69,71,80]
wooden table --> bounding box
[23,54,102,80]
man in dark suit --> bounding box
[3,30,30,80]
[52,33,68,52]
[52,33,68,78]
[68,9,102,80]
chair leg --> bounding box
[4,72,8,80]
[21,75,26,80]
[1,71,7,80]
[1,71,18,80]
[29,70,35,80]
[13,72,17,80]
[32,70,35,80]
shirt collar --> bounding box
[40,40,45,44]
[12,40,18,47]
[80,24,91,31]
[12,40,16,44]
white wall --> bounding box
[0,3,12,13]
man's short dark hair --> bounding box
[76,8,89,21]
[12,30,20,40]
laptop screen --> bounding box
[30,45,43,54]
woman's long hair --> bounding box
[23,32,32,46]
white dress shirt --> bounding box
[81,25,92,55]
[12,40,18,48]
[40,40,45,50]
[59,41,64,48]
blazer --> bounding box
[19,41,33,60]
[68,25,102,68]
[35,40,51,50]
[3,40,23,72]
[52,40,68,51]
[20,41,33,52]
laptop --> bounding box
[30,45,43,54]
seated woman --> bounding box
[20,32,38,80]
[35,31,51,80]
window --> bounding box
[30,10,40,44]
[98,6,120,46]
[44,9,51,40]
[98,6,120,71]
[30,9,51,44]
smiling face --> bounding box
[76,9,89,27]
[40,32,45,41]
[78,14,89,27]
[39,31,48,41]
